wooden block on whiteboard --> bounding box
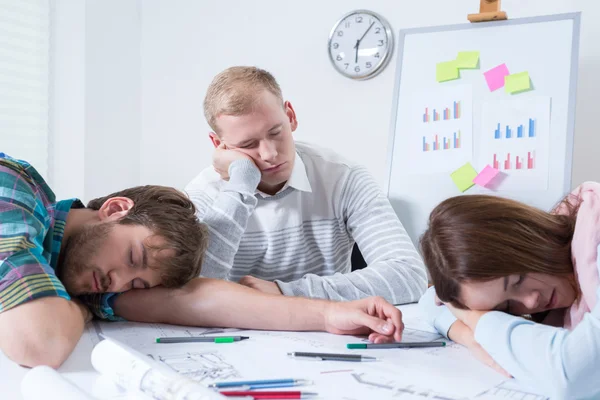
[467,11,508,23]
[480,0,501,13]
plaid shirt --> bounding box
[0,153,117,319]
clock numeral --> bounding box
[374,52,380,58]
[356,16,363,23]
[354,66,360,73]
[336,55,343,61]
[366,62,372,69]
[332,43,339,49]
[378,40,384,46]
[375,27,381,34]
[337,31,344,37]
[345,21,351,28]
[344,63,349,70]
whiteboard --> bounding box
[385,13,581,244]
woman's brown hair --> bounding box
[419,194,578,308]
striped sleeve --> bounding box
[277,166,428,304]
[0,163,70,313]
[186,160,261,279]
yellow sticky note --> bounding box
[436,61,459,82]
[455,51,480,69]
[505,71,531,94]
[451,163,478,192]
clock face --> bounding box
[328,10,394,80]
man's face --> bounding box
[58,222,167,295]
[214,90,298,194]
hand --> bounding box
[444,302,488,331]
[447,320,511,378]
[239,276,283,295]
[213,143,255,181]
[72,298,93,324]
[466,340,512,378]
[323,296,404,343]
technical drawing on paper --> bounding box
[476,380,548,400]
[351,373,469,400]
[151,352,239,383]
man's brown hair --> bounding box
[420,194,579,309]
[204,66,284,133]
[87,186,208,287]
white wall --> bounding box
[50,0,85,200]
[50,0,141,202]
[84,0,141,200]
[53,0,600,198]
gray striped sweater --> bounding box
[185,142,427,304]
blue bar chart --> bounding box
[494,119,536,140]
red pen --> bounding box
[219,391,318,399]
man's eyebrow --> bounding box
[268,123,282,132]
[231,139,255,147]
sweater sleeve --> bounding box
[186,160,260,279]
[276,166,428,304]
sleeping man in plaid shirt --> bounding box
[0,153,208,368]
[0,153,406,369]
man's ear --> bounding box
[97,197,134,222]
[209,132,221,148]
[284,101,298,132]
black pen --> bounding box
[347,342,446,349]
[156,336,249,344]
[287,351,377,362]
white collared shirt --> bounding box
[255,152,312,198]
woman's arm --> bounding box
[449,301,600,399]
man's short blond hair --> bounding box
[204,66,284,133]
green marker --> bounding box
[155,336,250,344]
[347,341,446,349]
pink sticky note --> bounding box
[484,64,510,91]
[473,165,500,187]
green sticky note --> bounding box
[451,163,478,192]
[455,51,480,69]
[505,71,531,94]
[436,61,459,82]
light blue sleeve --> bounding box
[474,247,600,399]
[418,286,458,339]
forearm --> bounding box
[447,320,475,346]
[195,160,260,279]
[114,278,328,331]
[277,260,427,304]
[474,310,600,398]
[0,297,86,368]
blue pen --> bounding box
[208,379,311,389]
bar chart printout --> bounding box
[493,151,535,170]
[494,118,536,139]
[423,131,461,151]
[478,97,550,191]
[423,100,461,123]
[406,85,473,175]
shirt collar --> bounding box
[256,151,312,198]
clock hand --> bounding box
[354,22,375,64]
[358,22,375,44]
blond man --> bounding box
[185,66,427,304]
